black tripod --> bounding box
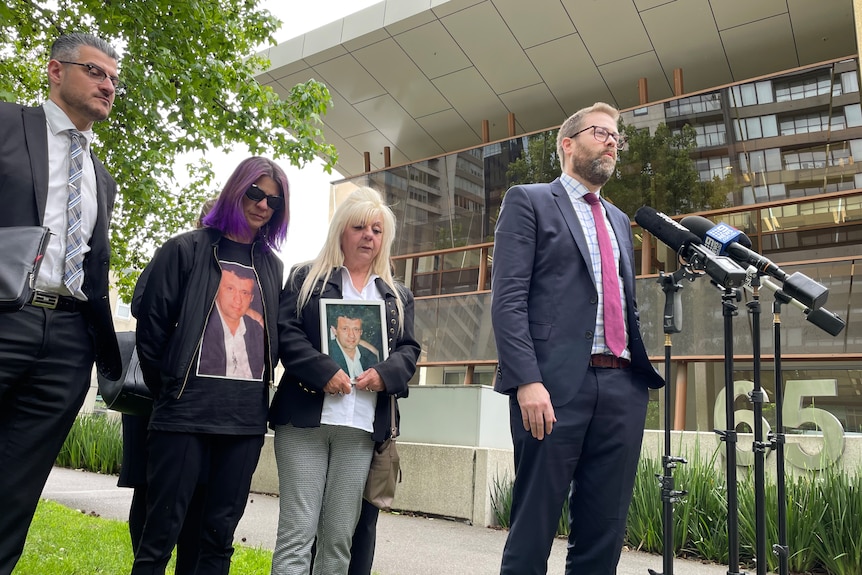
[715,283,747,575]
[758,278,845,575]
[745,276,769,575]
[648,267,693,575]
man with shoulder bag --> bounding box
[0,32,122,575]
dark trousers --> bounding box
[130,431,263,575]
[499,367,649,575]
[122,415,206,575]
[129,484,206,575]
[310,498,380,575]
[0,306,94,575]
[348,499,379,575]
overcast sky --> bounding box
[203,0,380,269]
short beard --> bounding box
[572,155,615,187]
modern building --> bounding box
[253,0,862,479]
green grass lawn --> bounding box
[14,500,272,574]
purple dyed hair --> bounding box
[202,156,290,252]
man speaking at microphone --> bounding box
[492,102,664,574]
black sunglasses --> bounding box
[245,184,284,210]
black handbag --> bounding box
[97,331,153,416]
[0,226,51,312]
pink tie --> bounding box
[583,193,625,357]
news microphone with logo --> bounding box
[634,206,747,288]
[680,215,828,310]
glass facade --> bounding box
[331,57,862,435]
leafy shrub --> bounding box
[490,449,861,574]
[55,414,123,475]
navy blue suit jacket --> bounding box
[491,178,663,406]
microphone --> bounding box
[680,215,828,310]
[634,206,747,288]
[752,277,846,336]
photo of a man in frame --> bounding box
[322,302,386,380]
[198,263,265,380]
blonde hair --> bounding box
[556,102,620,170]
[293,186,405,335]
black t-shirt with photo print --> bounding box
[149,238,268,435]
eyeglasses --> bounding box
[245,184,284,210]
[57,61,123,90]
[568,125,627,150]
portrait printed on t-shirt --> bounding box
[197,262,265,380]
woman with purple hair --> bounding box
[131,156,289,575]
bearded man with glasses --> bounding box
[492,102,664,574]
[0,32,123,575]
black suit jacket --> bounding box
[0,102,121,379]
[491,179,664,406]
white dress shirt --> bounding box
[38,100,98,300]
[320,267,382,432]
[560,173,630,360]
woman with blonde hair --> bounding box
[270,186,420,575]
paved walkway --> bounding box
[42,466,729,574]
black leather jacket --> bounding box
[135,227,283,400]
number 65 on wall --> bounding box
[713,379,844,470]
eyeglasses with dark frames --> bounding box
[568,125,627,150]
[245,184,285,210]
[57,61,124,90]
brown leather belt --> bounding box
[589,354,630,369]
[28,290,84,313]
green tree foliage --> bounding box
[604,122,729,216]
[505,129,561,186]
[0,1,337,297]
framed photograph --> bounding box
[320,299,388,378]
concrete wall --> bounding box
[87,380,861,528]
[397,385,513,450]
[252,429,862,527]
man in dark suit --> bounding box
[491,102,665,575]
[0,33,122,575]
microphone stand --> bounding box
[745,275,768,575]
[648,267,691,575]
[750,277,843,575]
[769,290,790,575]
[715,282,746,575]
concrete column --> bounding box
[855,0,862,90]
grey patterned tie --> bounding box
[63,130,85,294]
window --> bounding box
[733,116,777,140]
[729,81,774,107]
[739,149,781,173]
[675,122,727,147]
[665,93,721,117]
[116,299,131,320]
